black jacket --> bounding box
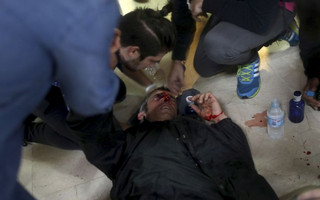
[171,0,195,61]
[299,27,320,80]
[68,113,278,200]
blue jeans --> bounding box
[0,0,120,199]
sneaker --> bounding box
[237,57,261,99]
[279,20,299,46]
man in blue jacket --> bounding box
[0,0,120,199]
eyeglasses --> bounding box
[151,92,176,102]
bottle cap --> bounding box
[293,91,302,102]
[271,99,280,108]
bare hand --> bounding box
[189,0,207,22]
[302,77,320,110]
[167,60,185,96]
[297,188,320,200]
[189,92,227,122]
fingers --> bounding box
[192,13,208,22]
[302,78,320,110]
[168,84,182,96]
[190,0,204,22]
[307,97,320,110]
[167,79,184,96]
[297,188,320,200]
[190,104,201,115]
[189,92,214,104]
[193,16,202,22]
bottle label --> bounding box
[268,117,284,128]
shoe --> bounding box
[237,57,261,99]
[279,20,299,46]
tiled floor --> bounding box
[18,1,320,199]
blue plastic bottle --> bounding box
[289,91,305,123]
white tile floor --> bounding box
[18,1,320,199]
[193,45,320,197]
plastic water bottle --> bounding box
[289,91,305,123]
[144,63,165,86]
[267,99,284,140]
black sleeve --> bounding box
[211,118,254,165]
[202,0,279,34]
[299,27,320,80]
[67,111,126,180]
[171,0,196,60]
[211,118,246,141]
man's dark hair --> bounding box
[118,5,176,60]
[296,0,320,38]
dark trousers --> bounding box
[194,8,296,77]
[25,89,80,150]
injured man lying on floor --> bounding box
[24,86,279,199]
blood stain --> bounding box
[245,110,267,127]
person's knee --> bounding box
[203,35,239,64]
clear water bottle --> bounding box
[144,63,165,87]
[267,99,284,140]
[289,91,305,123]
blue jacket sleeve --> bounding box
[54,0,120,116]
